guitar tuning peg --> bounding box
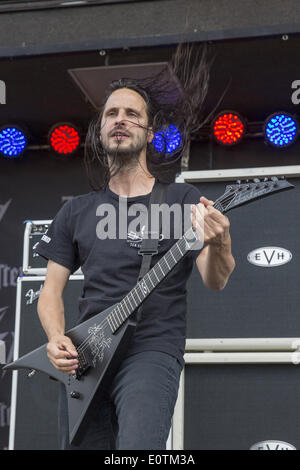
[271,176,279,186]
[280,176,285,180]
[263,177,269,182]
[253,178,260,183]
[236,179,241,185]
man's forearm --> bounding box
[37,287,66,341]
[196,237,235,291]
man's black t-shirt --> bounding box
[35,182,203,367]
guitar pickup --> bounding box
[74,350,92,379]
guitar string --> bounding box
[78,181,276,359]
[75,222,208,358]
[74,187,243,359]
[75,234,193,357]
[75,186,256,359]
[74,188,239,359]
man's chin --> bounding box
[107,148,134,159]
[106,142,144,159]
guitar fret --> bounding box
[182,235,191,250]
[144,277,152,293]
[154,268,161,282]
[113,310,122,328]
[119,302,128,318]
[146,272,155,288]
[164,257,171,270]
[133,287,141,302]
[158,263,165,276]
[170,250,177,263]
[109,314,118,330]
[106,316,113,330]
[117,304,125,321]
[123,300,131,315]
[137,283,147,299]
[129,292,138,308]
[126,295,134,310]
[176,243,183,256]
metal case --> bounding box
[22,220,82,275]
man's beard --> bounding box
[103,133,148,172]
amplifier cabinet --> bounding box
[22,220,82,275]
[8,275,84,450]
[172,351,300,450]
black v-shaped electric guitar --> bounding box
[4,177,294,444]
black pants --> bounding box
[58,350,183,450]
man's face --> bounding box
[100,88,153,161]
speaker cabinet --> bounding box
[185,177,300,338]
[172,354,300,450]
[9,276,83,450]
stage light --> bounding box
[0,125,27,158]
[264,112,298,148]
[152,124,182,155]
[49,122,80,155]
[212,111,246,146]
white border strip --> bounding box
[22,222,32,274]
[184,352,298,364]
[23,267,83,275]
[185,338,300,351]
[176,166,300,183]
[0,340,5,364]
[8,277,22,450]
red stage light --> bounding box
[212,111,245,146]
[49,123,80,155]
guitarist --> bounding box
[35,47,235,450]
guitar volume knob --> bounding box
[70,391,81,399]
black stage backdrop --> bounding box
[0,150,90,448]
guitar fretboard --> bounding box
[106,226,200,333]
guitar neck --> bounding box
[107,225,200,333]
[105,176,294,333]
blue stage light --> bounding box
[152,124,182,155]
[264,113,298,148]
[0,125,27,157]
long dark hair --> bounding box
[84,43,218,190]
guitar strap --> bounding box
[134,179,169,323]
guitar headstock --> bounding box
[214,176,294,214]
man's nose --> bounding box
[114,111,127,125]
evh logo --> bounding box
[247,247,292,267]
[250,440,296,450]
[25,284,43,305]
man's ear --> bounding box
[147,127,154,144]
